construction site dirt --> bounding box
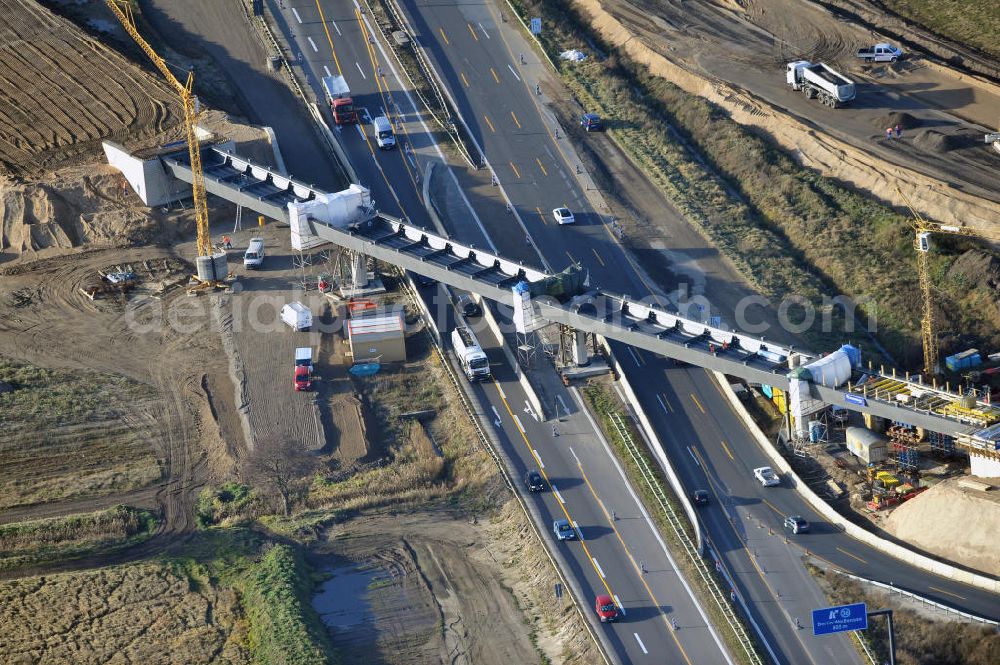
[569,0,1000,232]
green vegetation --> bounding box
[582,383,762,665]
[0,505,157,569]
[510,0,1000,363]
[166,529,338,665]
[882,0,1000,59]
[196,482,264,528]
[810,564,1000,665]
[0,356,161,508]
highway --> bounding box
[265,0,1000,663]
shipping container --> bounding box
[945,348,982,372]
[846,426,887,464]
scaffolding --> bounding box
[887,424,921,471]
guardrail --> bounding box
[836,570,1000,626]
[608,412,764,665]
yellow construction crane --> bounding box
[896,187,1000,376]
[104,0,213,262]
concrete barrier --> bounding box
[599,337,702,550]
[712,371,1000,594]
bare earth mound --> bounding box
[882,477,1000,577]
[0,0,181,176]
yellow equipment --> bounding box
[895,187,1000,376]
[104,0,212,262]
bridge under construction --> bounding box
[104,140,1000,475]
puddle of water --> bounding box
[312,563,379,630]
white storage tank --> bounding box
[803,350,852,387]
[846,426,887,464]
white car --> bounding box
[553,207,575,225]
[753,466,780,487]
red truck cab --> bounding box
[294,365,312,391]
[322,74,358,125]
[595,594,619,622]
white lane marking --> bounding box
[525,400,537,420]
[355,61,367,78]
[614,594,626,615]
[568,446,581,465]
[355,123,367,140]
[656,393,670,416]
[532,449,545,469]
[634,633,648,654]
[497,384,506,399]
[307,36,318,52]
[688,446,700,466]
[556,394,569,415]
[573,520,583,539]
[592,557,606,579]
[513,414,524,432]
[552,485,565,504]
[332,20,342,36]
[506,63,521,81]
[627,345,644,366]
[323,65,332,77]
[292,8,302,23]
[478,22,490,39]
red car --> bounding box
[294,365,312,391]
[595,594,619,622]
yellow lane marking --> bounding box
[312,0,344,75]
[484,114,495,133]
[659,394,673,413]
[439,27,450,45]
[535,157,548,176]
[720,438,735,461]
[761,498,784,517]
[492,381,616,598]
[509,161,521,178]
[535,206,547,224]
[690,393,705,414]
[511,110,522,129]
[929,585,966,601]
[591,248,605,267]
[836,547,868,565]
[467,22,479,41]
[460,72,470,87]
[490,67,500,84]
[577,459,694,665]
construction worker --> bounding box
[222,235,232,249]
[885,127,893,141]
[894,124,902,139]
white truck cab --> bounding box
[244,237,265,269]
[373,115,396,149]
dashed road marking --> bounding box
[532,449,545,469]
[307,36,318,52]
[614,595,626,615]
[569,446,581,465]
[439,27,450,45]
[929,585,966,600]
[535,157,548,176]
[656,393,673,414]
[323,65,332,77]
[513,414,524,432]
[634,633,648,654]
[627,346,644,367]
[837,547,867,565]
[556,394,569,415]
[355,61,366,78]
[510,110,522,128]
[510,161,521,178]
[292,7,303,23]
[507,63,521,81]
[720,439,735,461]
[688,446,700,466]
[331,20,342,36]
[593,557,605,579]
[460,72,470,87]
[690,393,706,414]
[478,22,490,39]
[490,67,500,84]
[552,485,565,504]
[591,248,605,266]
[484,114,496,133]
[467,22,479,41]
[496,384,506,400]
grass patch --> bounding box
[0,356,162,509]
[0,505,157,570]
[881,0,1000,59]
[507,0,1000,364]
[196,482,264,528]
[809,564,1000,665]
[581,382,762,665]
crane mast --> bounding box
[104,0,212,259]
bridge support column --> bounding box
[572,330,590,367]
[351,253,369,289]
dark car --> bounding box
[580,112,603,132]
[408,270,437,288]
[524,469,545,492]
[692,489,710,506]
[456,294,481,318]
[784,515,810,534]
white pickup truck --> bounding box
[857,43,903,63]
[754,466,780,487]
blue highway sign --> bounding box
[813,602,868,636]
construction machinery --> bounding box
[896,187,1000,376]
[104,0,226,287]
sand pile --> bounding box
[882,476,1000,576]
[875,111,922,131]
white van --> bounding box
[244,237,265,269]
[373,115,396,149]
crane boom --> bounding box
[104,0,212,258]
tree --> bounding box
[245,437,316,516]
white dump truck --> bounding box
[451,326,491,381]
[786,61,856,107]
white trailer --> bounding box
[281,302,313,331]
[451,327,491,381]
[786,61,856,107]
